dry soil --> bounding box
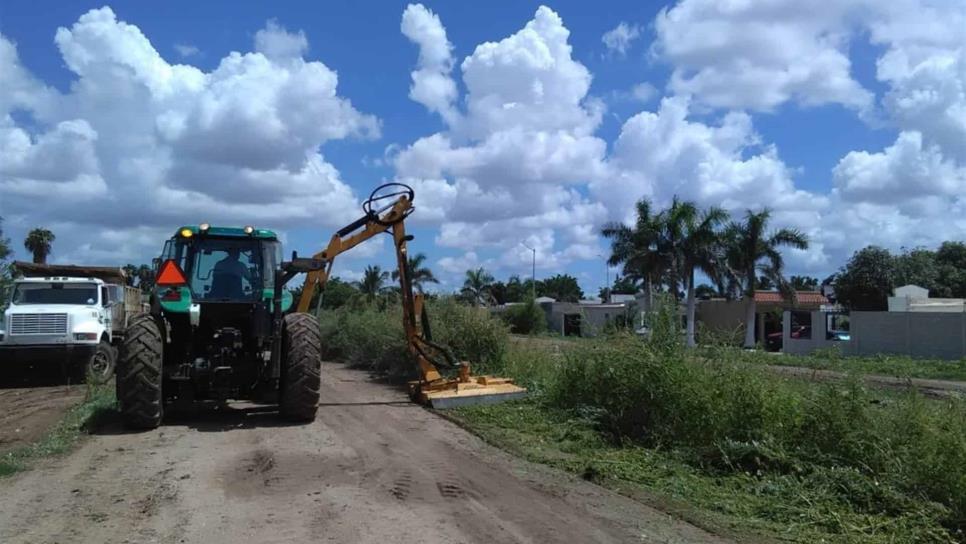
[0,364,729,544]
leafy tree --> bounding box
[505,275,527,303]
[790,275,819,291]
[461,267,495,305]
[538,273,583,302]
[391,252,439,293]
[833,246,895,311]
[695,283,718,299]
[610,275,640,294]
[123,264,139,287]
[894,247,940,294]
[489,281,509,305]
[297,277,360,310]
[355,265,389,302]
[936,241,966,298]
[757,275,775,290]
[723,209,808,348]
[598,286,611,302]
[0,217,13,304]
[137,265,154,292]
[24,228,55,264]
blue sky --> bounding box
[1,1,963,295]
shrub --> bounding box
[316,296,509,377]
[427,297,509,371]
[501,297,547,335]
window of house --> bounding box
[790,311,812,339]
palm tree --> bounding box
[355,265,389,302]
[723,209,809,348]
[680,205,729,348]
[461,267,495,306]
[602,199,667,311]
[391,253,439,293]
[24,228,55,264]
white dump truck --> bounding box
[0,262,145,383]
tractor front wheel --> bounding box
[279,313,322,422]
[117,315,164,429]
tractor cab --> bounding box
[156,225,291,311]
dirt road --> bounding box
[0,377,85,455]
[0,364,727,544]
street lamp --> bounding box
[521,242,536,300]
[597,253,610,303]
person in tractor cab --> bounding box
[210,247,252,299]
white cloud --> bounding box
[173,43,200,58]
[254,19,308,61]
[401,3,458,124]
[653,0,874,112]
[394,6,610,278]
[0,7,378,264]
[834,131,966,204]
[601,22,641,57]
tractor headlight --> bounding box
[199,223,210,232]
[244,225,255,234]
[180,228,193,238]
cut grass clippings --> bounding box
[0,385,115,477]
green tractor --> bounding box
[116,224,323,429]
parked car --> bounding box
[766,325,810,351]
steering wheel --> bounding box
[363,183,415,226]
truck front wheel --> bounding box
[117,315,164,429]
[84,340,116,385]
[279,313,322,422]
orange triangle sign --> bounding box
[156,259,187,286]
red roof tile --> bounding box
[754,290,828,305]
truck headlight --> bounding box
[74,333,98,341]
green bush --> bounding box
[316,296,509,377]
[316,303,410,376]
[426,297,509,372]
[501,297,547,335]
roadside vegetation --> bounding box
[318,297,966,543]
[0,384,115,477]
[724,346,966,383]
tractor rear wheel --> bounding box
[117,315,164,429]
[279,313,321,422]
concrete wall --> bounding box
[696,300,747,338]
[546,302,632,337]
[782,310,843,355]
[847,311,966,360]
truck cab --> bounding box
[0,274,124,383]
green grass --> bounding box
[727,348,966,382]
[452,400,957,543]
[0,385,115,477]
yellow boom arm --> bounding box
[296,184,525,408]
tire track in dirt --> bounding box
[0,364,729,544]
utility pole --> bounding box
[522,242,536,300]
[598,253,610,303]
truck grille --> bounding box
[9,314,68,335]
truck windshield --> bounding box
[12,283,98,305]
[163,237,281,301]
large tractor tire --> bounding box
[279,313,322,422]
[117,315,164,429]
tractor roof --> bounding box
[174,225,278,240]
